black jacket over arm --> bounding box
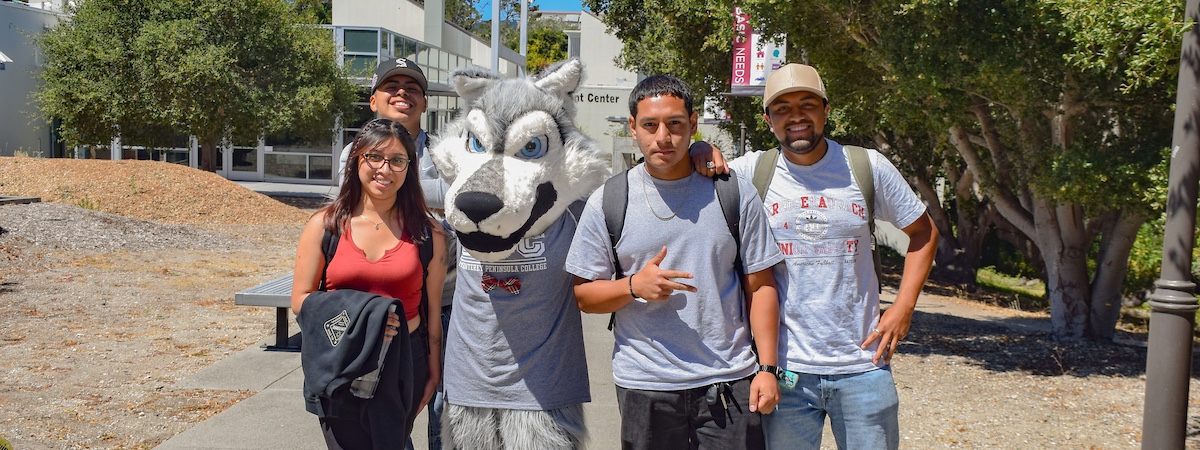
[297,289,415,441]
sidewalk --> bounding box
[236,181,336,199]
[155,290,1050,450]
[155,312,621,450]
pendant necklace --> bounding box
[360,215,385,230]
[642,170,694,221]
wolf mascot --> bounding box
[430,59,610,449]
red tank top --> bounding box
[324,227,423,321]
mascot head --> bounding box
[431,59,610,261]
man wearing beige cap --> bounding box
[695,63,938,449]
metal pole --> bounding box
[519,0,528,76]
[739,122,747,157]
[490,0,500,72]
[520,0,528,56]
[1142,0,1200,447]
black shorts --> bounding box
[615,374,765,450]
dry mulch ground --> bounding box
[0,157,311,449]
[0,155,1198,449]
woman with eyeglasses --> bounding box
[291,118,447,449]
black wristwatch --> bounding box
[757,365,781,379]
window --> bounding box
[344,30,378,53]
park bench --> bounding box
[234,274,300,351]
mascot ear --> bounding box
[453,65,502,103]
[534,58,584,98]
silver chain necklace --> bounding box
[641,171,694,221]
[359,215,385,230]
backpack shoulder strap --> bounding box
[844,145,882,291]
[751,148,780,201]
[417,224,434,338]
[602,170,630,278]
[319,228,339,291]
[713,171,747,324]
[601,170,630,331]
[713,172,743,276]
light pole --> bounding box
[1142,0,1200,447]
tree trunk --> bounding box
[1034,199,1092,341]
[200,139,218,172]
[1086,209,1146,341]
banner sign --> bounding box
[731,6,785,96]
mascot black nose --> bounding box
[456,191,505,223]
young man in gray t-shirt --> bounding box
[565,75,784,450]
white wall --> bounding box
[333,0,427,42]
[334,0,522,77]
[0,2,61,157]
[578,12,637,87]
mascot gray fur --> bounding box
[430,59,609,449]
[433,58,610,261]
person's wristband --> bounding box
[758,364,781,379]
[629,274,640,299]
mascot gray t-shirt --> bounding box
[442,202,590,410]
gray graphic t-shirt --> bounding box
[442,202,590,410]
[729,141,927,375]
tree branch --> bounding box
[949,125,1035,238]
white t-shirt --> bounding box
[728,140,926,375]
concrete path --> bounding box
[155,291,1048,450]
[155,312,622,450]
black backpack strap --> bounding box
[319,228,339,291]
[417,224,434,350]
[713,172,746,323]
[601,170,630,331]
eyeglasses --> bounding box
[361,153,410,171]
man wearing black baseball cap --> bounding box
[338,57,456,450]
[338,58,433,193]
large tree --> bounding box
[35,0,358,172]
[585,0,1182,340]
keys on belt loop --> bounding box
[705,382,731,411]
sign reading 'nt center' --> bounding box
[575,92,622,103]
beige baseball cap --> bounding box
[763,64,826,108]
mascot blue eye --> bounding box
[468,134,486,153]
[518,136,548,159]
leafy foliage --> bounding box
[35,0,358,170]
[292,0,332,24]
[525,22,570,73]
[446,0,485,30]
[586,0,1186,339]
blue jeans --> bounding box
[763,367,899,450]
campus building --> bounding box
[0,1,64,158]
[2,0,731,183]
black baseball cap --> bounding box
[371,58,428,94]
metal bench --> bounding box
[234,274,300,351]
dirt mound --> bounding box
[0,157,310,225]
